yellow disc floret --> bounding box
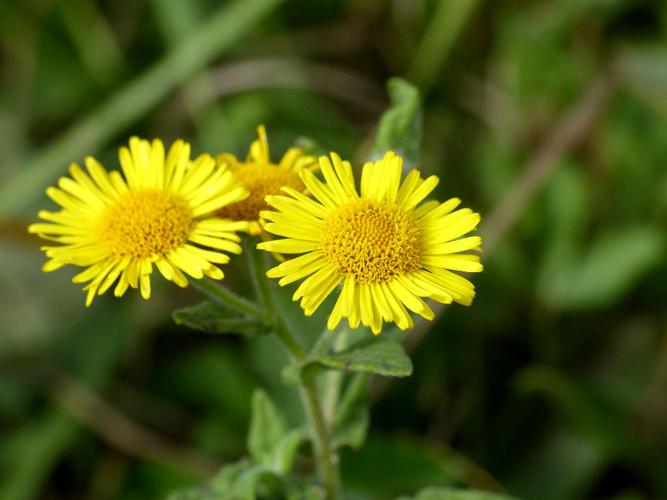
[216,125,316,235]
[218,164,303,223]
[98,190,193,259]
[259,150,483,334]
[321,199,421,284]
[29,136,250,305]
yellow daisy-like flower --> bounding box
[216,125,317,235]
[257,151,483,334]
[28,137,249,306]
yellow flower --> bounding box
[28,137,249,306]
[216,125,317,235]
[257,151,483,334]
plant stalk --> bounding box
[192,278,265,318]
[248,244,340,499]
[273,321,340,499]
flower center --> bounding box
[98,190,193,259]
[321,199,422,284]
[218,163,303,221]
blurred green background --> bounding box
[1,0,667,499]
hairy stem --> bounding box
[192,278,265,318]
[322,328,350,425]
[273,321,340,499]
[247,244,340,498]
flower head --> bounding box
[216,125,317,235]
[257,151,483,334]
[29,137,248,306]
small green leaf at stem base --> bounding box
[397,487,516,500]
[168,459,289,500]
[249,389,304,475]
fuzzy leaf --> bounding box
[371,78,422,166]
[248,389,287,464]
[168,460,285,500]
[232,466,285,499]
[286,485,325,500]
[332,374,370,449]
[166,488,225,500]
[397,487,515,500]
[248,389,303,474]
[306,336,413,378]
[173,301,264,336]
[270,430,303,474]
[209,459,253,492]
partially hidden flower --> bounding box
[28,137,249,306]
[257,151,483,334]
[216,125,317,235]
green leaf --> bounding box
[167,460,250,499]
[166,487,226,500]
[232,466,285,499]
[209,458,254,493]
[565,226,665,310]
[371,78,422,166]
[305,335,413,378]
[397,486,515,500]
[270,430,303,474]
[287,485,326,500]
[173,301,265,336]
[169,462,285,500]
[248,389,303,474]
[248,389,287,464]
[332,374,370,450]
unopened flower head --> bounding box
[216,125,317,235]
[258,151,483,334]
[29,137,249,306]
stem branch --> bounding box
[192,279,264,318]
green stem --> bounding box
[322,328,349,425]
[246,238,273,308]
[249,247,340,499]
[273,321,340,499]
[192,279,264,319]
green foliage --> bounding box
[282,326,412,383]
[332,374,370,450]
[168,460,285,500]
[371,78,422,166]
[248,390,303,474]
[515,365,638,457]
[618,47,667,118]
[173,301,265,336]
[303,332,413,379]
[564,227,665,310]
[168,391,303,500]
[398,487,515,500]
[537,165,666,311]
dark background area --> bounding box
[1,0,666,499]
